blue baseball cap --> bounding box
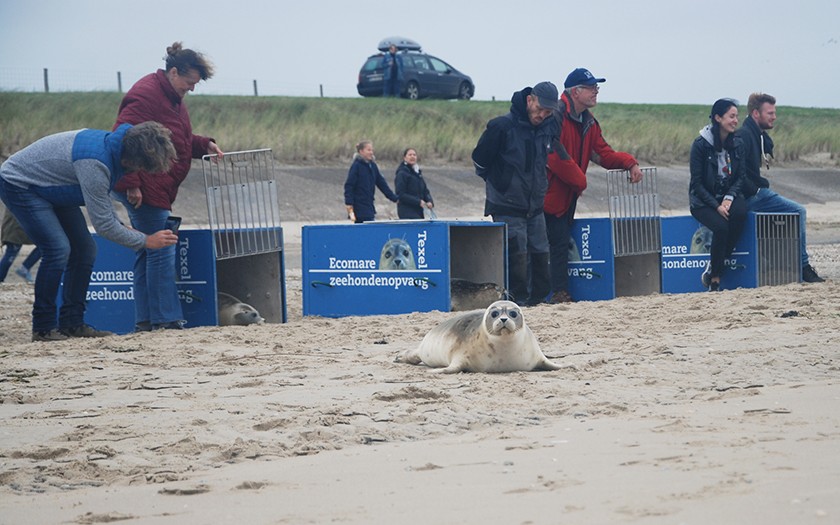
[564,68,606,89]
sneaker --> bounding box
[709,281,720,292]
[802,264,825,283]
[15,266,34,284]
[60,324,115,338]
[32,329,69,342]
[548,290,573,304]
[701,264,711,289]
[135,321,153,332]
[152,321,185,331]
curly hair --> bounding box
[121,122,177,174]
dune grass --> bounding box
[1,92,838,166]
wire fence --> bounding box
[0,67,359,98]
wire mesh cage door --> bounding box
[202,149,282,260]
[755,213,800,286]
[607,167,661,257]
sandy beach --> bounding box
[1,163,839,524]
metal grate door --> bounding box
[755,213,800,286]
[607,167,661,256]
[202,149,282,260]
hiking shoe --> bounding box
[60,324,114,338]
[701,264,711,289]
[152,321,185,331]
[32,329,69,342]
[15,266,34,284]
[548,290,574,304]
[802,264,825,283]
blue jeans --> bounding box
[114,193,183,326]
[746,188,809,266]
[0,244,38,281]
[0,242,22,281]
[0,178,96,332]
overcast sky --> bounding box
[1,0,838,108]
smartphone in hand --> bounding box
[165,216,182,234]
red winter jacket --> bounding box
[544,92,637,217]
[113,70,213,209]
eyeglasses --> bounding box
[577,84,599,92]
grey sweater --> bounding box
[0,129,146,250]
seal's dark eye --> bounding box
[491,311,500,318]
[508,311,518,319]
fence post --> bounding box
[319,84,324,98]
[253,79,258,97]
[43,68,49,93]
[117,71,122,93]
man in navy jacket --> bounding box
[472,81,560,305]
[735,92,824,283]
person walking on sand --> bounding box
[735,92,824,283]
[344,141,398,223]
[395,148,434,219]
[0,208,41,283]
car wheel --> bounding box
[458,82,472,100]
[405,81,420,100]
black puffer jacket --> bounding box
[472,87,558,218]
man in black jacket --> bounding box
[735,93,824,283]
[472,81,560,305]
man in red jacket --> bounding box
[544,68,642,303]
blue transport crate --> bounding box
[75,228,285,334]
[302,221,506,317]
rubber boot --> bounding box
[528,253,551,305]
[506,252,529,306]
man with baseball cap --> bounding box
[472,81,560,306]
[543,68,643,303]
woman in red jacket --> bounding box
[113,42,223,331]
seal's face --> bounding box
[484,300,524,336]
[379,238,417,270]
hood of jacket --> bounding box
[699,124,715,147]
[509,87,533,124]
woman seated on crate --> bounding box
[394,147,434,219]
[689,98,748,292]
[112,42,224,331]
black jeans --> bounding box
[545,211,574,293]
[690,198,747,278]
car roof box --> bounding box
[377,36,422,52]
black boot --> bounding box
[506,253,529,306]
[802,264,825,283]
[528,253,551,305]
